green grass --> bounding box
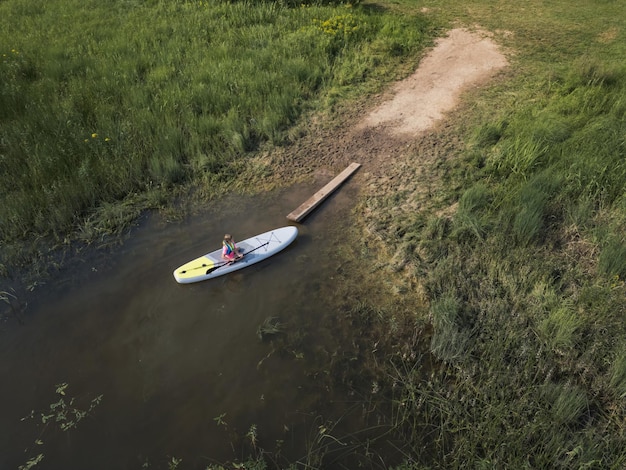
[0,0,432,249]
[429,293,472,363]
[352,1,626,468]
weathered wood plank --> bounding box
[286,162,361,222]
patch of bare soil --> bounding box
[361,28,508,136]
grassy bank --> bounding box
[4,0,626,468]
[361,1,626,468]
[0,0,433,278]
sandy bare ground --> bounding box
[361,28,508,136]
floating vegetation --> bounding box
[19,384,103,470]
[21,383,103,432]
[257,316,284,340]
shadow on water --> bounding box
[0,180,411,469]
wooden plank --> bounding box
[286,162,361,222]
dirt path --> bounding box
[264,28,508,182]
[361,28,508,136]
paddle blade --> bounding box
[206,264,225,275]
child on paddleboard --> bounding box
[222,234,243,262]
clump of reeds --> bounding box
[609,349,626,399]
[452,183,491,242]
[429,294,472,363]
[599,239,626,279]
[257,316,284,340]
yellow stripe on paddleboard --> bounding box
[176,256,214,280]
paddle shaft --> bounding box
[205,241,270,275]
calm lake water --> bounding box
[1,181,403,469]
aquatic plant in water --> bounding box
[257,316,284,340]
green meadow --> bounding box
[0,0,431,260]
[372,1,626,468]
[3,0,626,468]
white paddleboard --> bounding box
[173,226,298,284]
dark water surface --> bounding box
[1,182,394,469]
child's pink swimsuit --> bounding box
[222,241,238,259]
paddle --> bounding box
[205,241,270,275]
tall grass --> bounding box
[429,294,472,363]
[451,183,490,242]
[404,53,626,464]
[0,0,431,245]
[599,239,626,279]
[609,349,626,399]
